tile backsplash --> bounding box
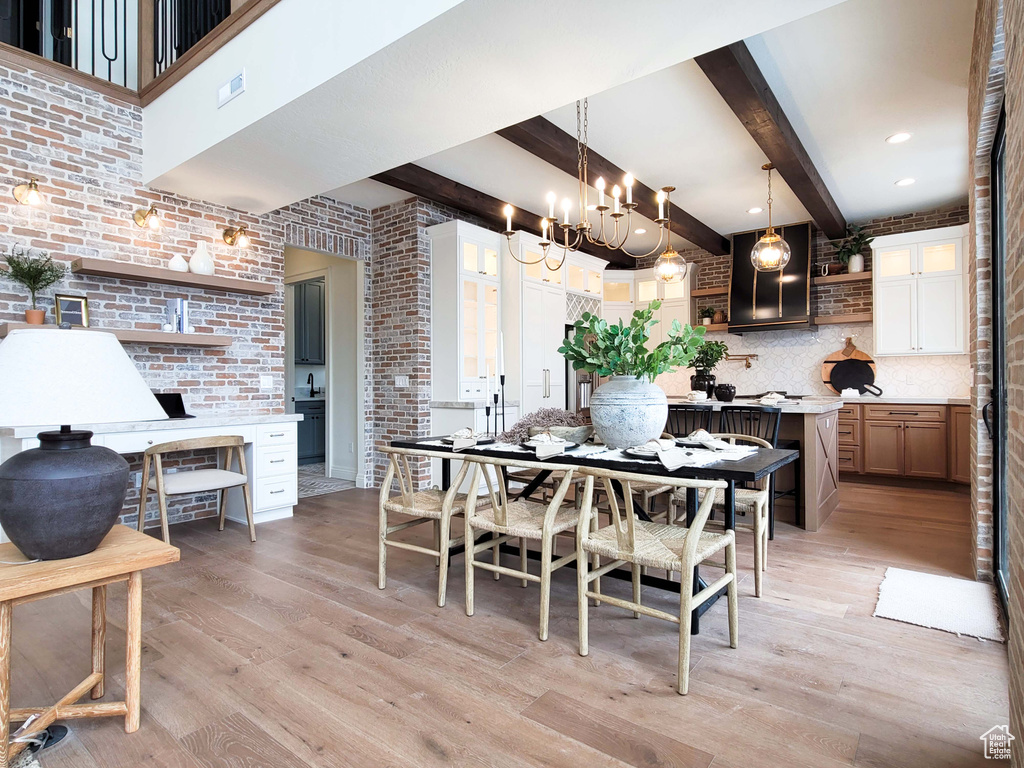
[656,323,972,398]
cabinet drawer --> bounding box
[838,404,861,419]
[258,444,297,477]
[837,419,861,446]
[258,423,297,446]
[838,446,862,474]
[863,404,947,422]
[256,475,297,510]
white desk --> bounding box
[0,414,302,539]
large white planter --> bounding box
[590,375,668,449]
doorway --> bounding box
[988,109,1009,607]
[284,246,365,498]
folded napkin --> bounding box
[451,427,477,452]
[759,392,785,405]
[642,438,677,452]
[529,432,568,460]
[686,429,735,452]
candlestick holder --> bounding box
[485,405,492,437]
[492,393,499,436]
[499,375,506,432]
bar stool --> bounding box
[137,436,254,544]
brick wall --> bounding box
[368,197,491,486]
[0,59,373,525]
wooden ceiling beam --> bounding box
[695,41,847,239]
[496,116,731,256]
[371,163,636,267]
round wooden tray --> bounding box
[821,337,876,395]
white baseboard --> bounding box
[225,506,294,526]
[330,464,358,482]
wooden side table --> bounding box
[0,525,178,767]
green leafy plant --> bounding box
[831,225,875,266]
[698,306,716,320]
[687,339,729,372]
[4,246,65,309]
[559,300,706,383]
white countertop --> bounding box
[0,412,302,439]
[431,400,521,410]
[837,396,971,406]
[667,397,844,414]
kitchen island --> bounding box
[667,397,844,531]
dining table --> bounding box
[389,436,799,634]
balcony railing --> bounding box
[0,0,231,93]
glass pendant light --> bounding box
[654,246,685,283]
[750,163,791,272]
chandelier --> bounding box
[750,162,791,272]
[501,98,686,282]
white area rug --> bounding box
[873,567,1005,642]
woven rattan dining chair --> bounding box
[575,468,737,695]
[378,446,471,607]
[463,455,581,641]
[137,435,254,544]
[667,433,772,597]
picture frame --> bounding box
[54,294,90,327]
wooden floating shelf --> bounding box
[812,271,872,286]
[691,286,729,298]
[0,323,232,347]
[71,258,275,296]
[698,322,730,332]
[814,313,872,325]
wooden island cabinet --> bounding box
[839,402,969,484]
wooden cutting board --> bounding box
[821,337,876,394]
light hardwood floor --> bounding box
[14,481,1007,767]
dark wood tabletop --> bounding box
[389,436,799,482]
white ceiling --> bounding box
[330,0,975,248]
[145,0,848,213]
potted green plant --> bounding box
[698,307,716,326]
[687,339,729,396]
[559,300,705,448]
[3,247,66,324]
[831,225,874,274]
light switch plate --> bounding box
[260,374,273,389]
[395,375,410,388]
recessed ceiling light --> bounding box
[747,207,763,214]
[634,228,647,235]
[886,132,913,144]
[895,177,916,187]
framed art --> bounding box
[54,294,90,327]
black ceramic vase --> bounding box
[714,383,737,402]
[690,370,717,397]
[0,430,129,560]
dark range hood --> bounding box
[728,222,814,333]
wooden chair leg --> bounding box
[464,523,476,617]
[590,512,602,606]
[519,537,528,588]
[677,567,694,695]
[577,542,589,657]
[125,572,142,733]
[753,516,764,598]
[632,562,641,619]
[433,520,441,567]
[219,447,233,532]
[437,517,451,608]
[137,454,150,533]
[377,504,388,591]
[726,541,739,650]
[91,585,106,699]
[492,533,501,580]
[538,535,553,641]
[236,449,256,542]
[0,601,12,768]
[153,455,170,545]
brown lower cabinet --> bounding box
[842,403,966,483]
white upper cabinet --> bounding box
[565,252,606,297]
[871,224,967,356]
[603,266,698,344]
[428,221,502,402]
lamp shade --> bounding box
[0,329,167,427]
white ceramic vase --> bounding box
[167,253,189,272]
[848,253,865,273]
[189,241,215,276]
[589,375,668,449]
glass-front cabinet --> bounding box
[427,220,502,402]
[566,253,605,296]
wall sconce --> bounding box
[12,177,43,206]
[133,205,161,230]
[223,225,251,248]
